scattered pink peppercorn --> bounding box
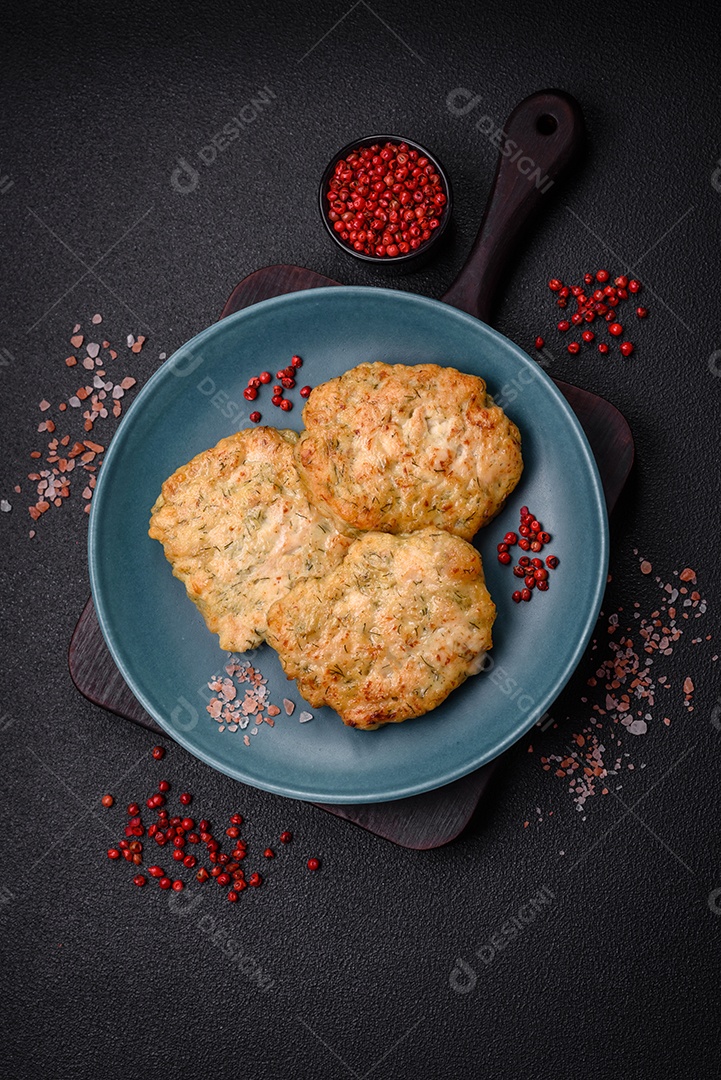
[133,875,146,887]
[545,270,648,356]
[179,792,192,806]
[280,831,293,844]
[101,794,114,808]
[535,336,544,349]
[151,746,165,760]
[307,858,320,872]
[620,341,634,357]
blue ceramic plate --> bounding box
[89,287,608,803]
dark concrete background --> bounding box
[2,2,721,1077]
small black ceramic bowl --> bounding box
[318,134,453,271]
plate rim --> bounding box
[88,285,609,803]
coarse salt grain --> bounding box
[17,319,142,535]
[534,561,710,815]
[299,711,313,723]
[206,658,289,742]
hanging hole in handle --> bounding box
[536,113,558,135]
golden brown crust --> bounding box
[295,362,523,540]
[266,529,496,729]
[148,427,354,653]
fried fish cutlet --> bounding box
[265,529,496,730]
[294,362,523,540]
[148,427,354,653]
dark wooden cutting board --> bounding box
[70,262,632,848]
[69,91,634,848]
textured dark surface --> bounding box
[2,2,721,1078]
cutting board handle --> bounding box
[441,89,584,322]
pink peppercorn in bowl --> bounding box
[319,135,453,270]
